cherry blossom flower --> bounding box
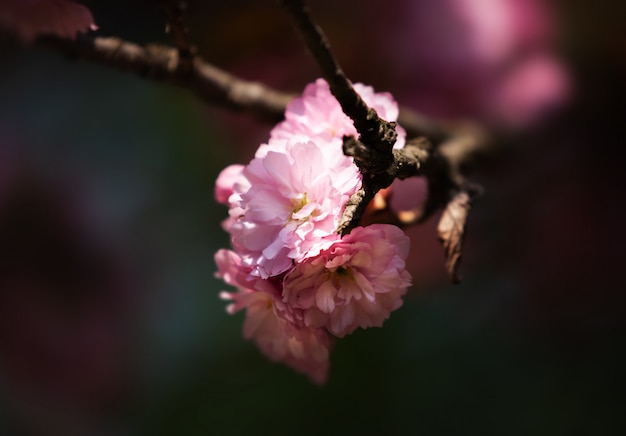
[216,249,330,384]
[381,0,568,127]
[283,224,412,338]
[271,78,406,149]
[215,164,251,233]
[215,164,245,205]
[214,79,415,382]
[227,137,361,278]
[0,0,96,43]
[266,78,426,219]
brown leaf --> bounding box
[437,190,472,283]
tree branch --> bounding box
[38,33,473,141]
[278,0,493,282]
[41,35,293,123]
[280,0,397,153]
[338,136,446,234]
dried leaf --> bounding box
[437,190,472,283]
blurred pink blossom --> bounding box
[485,53,569,127]
[283,224,412,337]
[0,0,96,43]
[385,0,569,127]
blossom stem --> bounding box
[161,0,196,73]
[280,0,398,153]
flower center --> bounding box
[327,266,355,286]
[291,193,308,215]
[288,193,319,223]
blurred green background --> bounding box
[1,0,625,435]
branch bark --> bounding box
[281,0,397,155]
[39,33,471,140]
[41,35,293,123]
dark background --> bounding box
[0,0,625,434]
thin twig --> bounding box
[36,33,474,142]
[338,136,446,234]
[162,0,195,73]
[280,0,397,152]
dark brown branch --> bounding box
[438,125,491,181]
[338,137,440,233]
[278,0,492,282]
[399,128,490,227]
[281,0,426,237]
[41,35,292,123]
[341,128,488,284]
[36,33,472,143]
[280,0,397,153]
[337,186,376,235]
[397,109,454,143]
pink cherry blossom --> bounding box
[213,78,415,382]
[215,249,330,384]
[215,164,245,205]
[283,224,412,338]
[215,164,251,234]
[262,79,417,222]
[227,137,361,278]
[271,79,406,149]
[0,0,96,43]
[382,0,568,127]
[485,53,569,128]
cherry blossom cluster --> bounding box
[214,79,412,384]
